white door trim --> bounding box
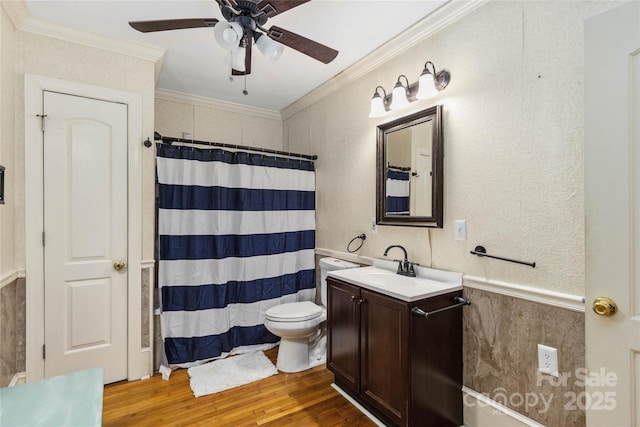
[24,74,144,382]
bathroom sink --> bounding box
[327,263,462,302]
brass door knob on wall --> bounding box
[592,297,617,316]
[113,261,126,271]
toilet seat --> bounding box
[265,301,323,322]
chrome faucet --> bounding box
[383,245,416,277]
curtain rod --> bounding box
[153,132,318,161]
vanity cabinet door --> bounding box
[327,278,361,394]
[410,290,463,426]
[360,289,410,427]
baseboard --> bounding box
[462,386,544,427]
[331,384,386,427]
[8,372,27,387]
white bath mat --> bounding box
[187,351,278,397]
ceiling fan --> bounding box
[129,0,339,77]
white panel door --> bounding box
[585,2,640,425]
[43,91,128,384]
[411,146,432,216]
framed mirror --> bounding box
[376,105,443,227]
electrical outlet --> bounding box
[370,217,378,234]
[454,220,467,240]
[537,344,559,377]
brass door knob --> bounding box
[113,260,126,271]
[592,297,617,316]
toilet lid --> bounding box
[265,301,323,322]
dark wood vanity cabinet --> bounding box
[326,277,463,427]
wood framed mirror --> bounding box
[376,105,443,227]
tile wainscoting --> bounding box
[463,285,586,427]
[0,274,26,387]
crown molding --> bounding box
[280,0,488,120]
[156,88,282,121]
[2,0,29,28]
[17,16,165,66]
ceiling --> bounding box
[24,0,449,112]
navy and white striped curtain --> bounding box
[156,144,316,370]
[386,169,410,215]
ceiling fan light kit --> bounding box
[229,46,247,72]
[214,21,244,50]
[369,60,450,117]
[129,0,338,82]
[255,33,284,63]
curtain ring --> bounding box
[347,233,366,253]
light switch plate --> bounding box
[454,220,467,240]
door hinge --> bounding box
[36,114,48,132]
[42,344,46,360]
[42,231,45,247]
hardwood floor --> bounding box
[103,348,375,426]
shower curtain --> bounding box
[386,169,410,215]
[156,143,316,370]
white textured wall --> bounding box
[155,97,283,151]
[13,31,158,261]
[285,1,619,296]
[0,6,16,277]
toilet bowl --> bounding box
[264,257,359,373]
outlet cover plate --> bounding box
[537,344,559,377]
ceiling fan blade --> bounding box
[257,0,311,18]
[129,18,219,33]
[232,36,253,76]
[267,26,338,64]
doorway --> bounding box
[25,75,146,383]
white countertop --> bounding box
[328,259,462,302]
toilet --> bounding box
[264,257,359,373]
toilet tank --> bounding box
[319,257,360,307]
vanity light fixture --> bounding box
[390,75,411,110]
[369,86,389,118]
[416,61,450,100]
[368,61,450,117]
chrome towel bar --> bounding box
[411,296,470,318]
